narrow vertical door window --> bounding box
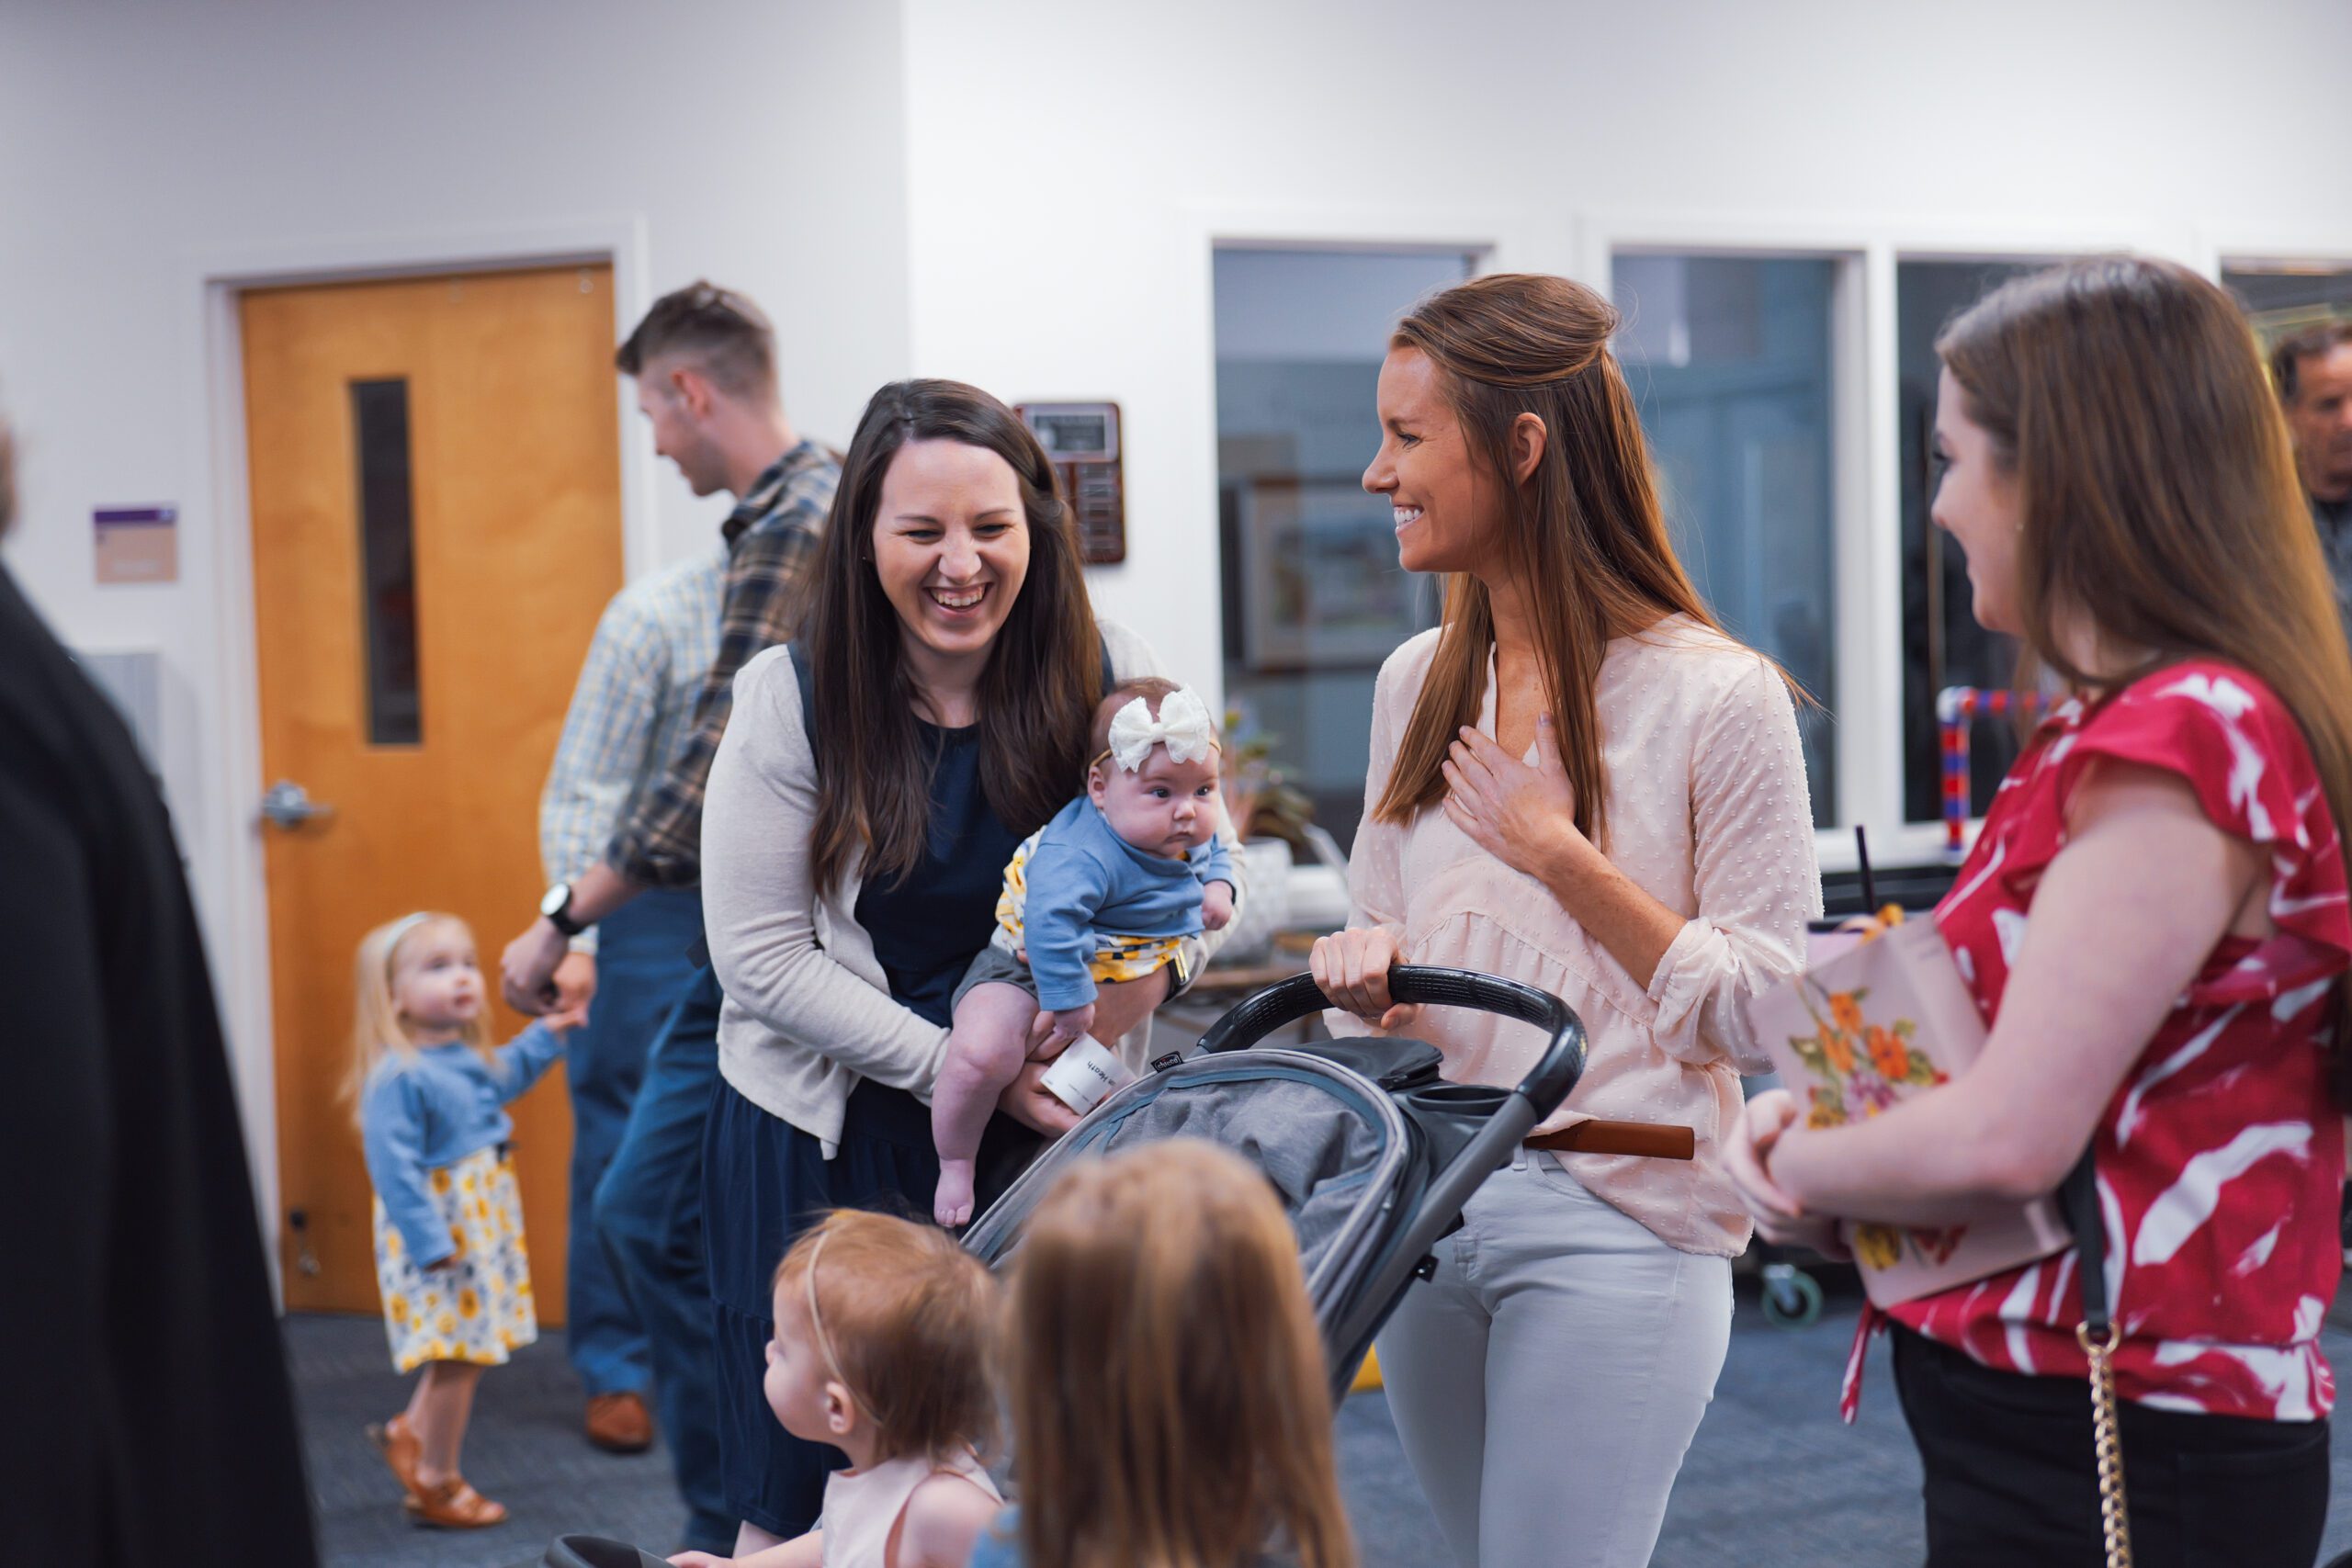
[351,378,421,745]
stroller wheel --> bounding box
[1759,1265,1823,1329]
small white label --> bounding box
[1039,1034,1136,1116]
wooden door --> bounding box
[245,265,624,1315]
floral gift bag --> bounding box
[1746,912,2070,1306]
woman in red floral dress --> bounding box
[1727,256,2352,1567]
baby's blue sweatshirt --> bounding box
[359,1023,566,1266]
[1021,796,1237,1012]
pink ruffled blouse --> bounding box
[1331,616,1821,1256]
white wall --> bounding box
[898,0,2352,852]
[6,0,2352,1222]
[0,0,913,1224]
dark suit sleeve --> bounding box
[0,570,320,1565]
[0,750,114,1560]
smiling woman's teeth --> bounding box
[1394,506,1423,527]
[932,585,985,610]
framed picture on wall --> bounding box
[1239,478,1430,671]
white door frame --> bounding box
[186,218,651,1294]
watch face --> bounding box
[541,884,571,919]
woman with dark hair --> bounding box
[1310,274,1820,1567]
[695,378,1238,1552]
[1728,257,2352,1564]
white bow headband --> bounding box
[1102,685,1218,773]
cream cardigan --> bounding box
[699,619,1238,1152]
[1330,617,1820,1256]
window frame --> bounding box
[1580,215,2163,871]
[1189,212,2223,874]
[1603,241,1866,838]
[1204,237,1494,852]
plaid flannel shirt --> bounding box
[538,545,726,950]
[605,440,841,886]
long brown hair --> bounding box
[803,379,1101,897]
[1005,1140,1353,1568]
[1374,272,1734,848]
[1939,255,2352,1057]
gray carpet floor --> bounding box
[289,1280,2352,1567]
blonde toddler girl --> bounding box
[351,910,571,1529]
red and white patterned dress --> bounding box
[1877,660,2350,1421]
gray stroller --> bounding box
[537,964,1628,1568]
[964,963,1597,1395]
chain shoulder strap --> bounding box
[2061,1152,2132,1568]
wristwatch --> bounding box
[540,882,589,939]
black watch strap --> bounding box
[545,891,586,939]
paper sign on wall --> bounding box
[95,505,178,584]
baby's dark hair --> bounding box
[771,1210,999,1462]
[1088,678,1221,773]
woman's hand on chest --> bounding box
[1441,716,1594,886]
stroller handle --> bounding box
[1195,964,1589,1123]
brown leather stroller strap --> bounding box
[1525,1120,1695,1160]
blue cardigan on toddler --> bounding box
[359,1022,566,1266]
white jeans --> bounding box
[1374,1152,1732,1568]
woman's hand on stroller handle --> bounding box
[1310,924,1417,1031]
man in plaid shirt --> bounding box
[535,542,720,1459]
[498,282,839,1556]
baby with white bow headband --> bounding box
[930,677,1238,1226]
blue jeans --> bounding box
[593,962,728,1554]
[565,886,702,1399]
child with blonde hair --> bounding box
[932,678,1238,1225]
[973,1138,1355,1568]
[669,1209,1003,1568]
[350,911,572,1529]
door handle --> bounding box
[260,779,335,830]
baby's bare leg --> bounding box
[933,982,1038,1226]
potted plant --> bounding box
[1216,707,1315,964]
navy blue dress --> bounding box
[705,719,1044,1537]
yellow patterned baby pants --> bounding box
[993,828,1183,981]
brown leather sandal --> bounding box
[364,1414,424,1503]
[402,1473,509,1529]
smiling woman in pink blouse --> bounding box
[1310,273,1821,1568]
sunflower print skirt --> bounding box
[372,1143,537,1373]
